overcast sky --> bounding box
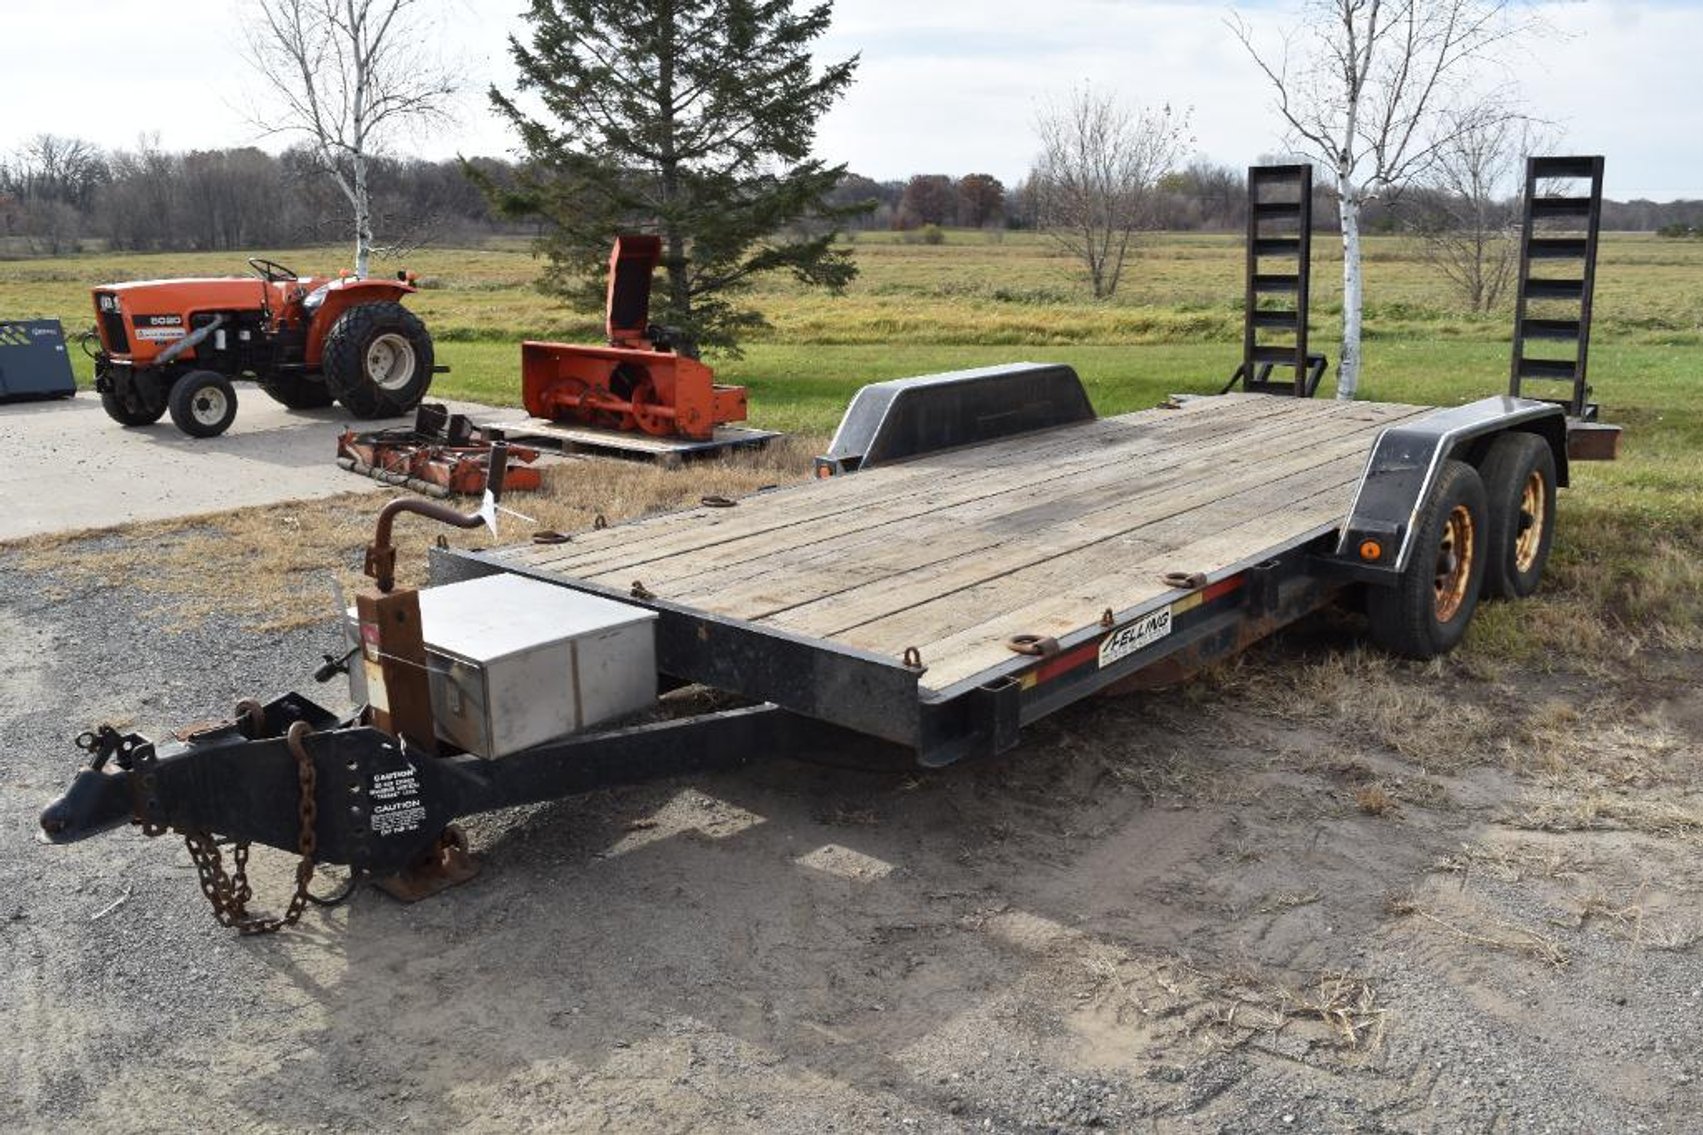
[2,0,1697,200]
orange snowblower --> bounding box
[521,235,747,440]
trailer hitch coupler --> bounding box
[39,767,133,844]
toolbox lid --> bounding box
[416,574,656,664]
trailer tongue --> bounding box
[39,363,1579,934]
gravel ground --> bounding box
[4,547,1700,1132]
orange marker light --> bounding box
[1359,539,1383,562]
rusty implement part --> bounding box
[179,720,321,936]
[355,589,436,755]
[1566,420,1621,461]
[364,444,511,593]
[337,420,541,498]
[373,824,481,903]
[1005,634,1060,657]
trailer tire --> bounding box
[1366,459,1487,660]
[167,370,239,438]
[322,301,434,419]
[261,372,335,410]
[1478,431,1556,600]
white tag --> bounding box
[1098,608,1173,668]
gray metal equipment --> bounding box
[813,362,1096,476]
[0,319,76,400]
[348,574,659,758]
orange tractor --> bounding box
[90,257,437,437]
[520,235,746,440]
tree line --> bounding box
[10,132,1695,264]
[0,134,520,257]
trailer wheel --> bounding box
[322,301,434,419]
[1366,459,1487,660]
[168,370,239,438]
[261,372,335,410]
[1478,432,1556,599]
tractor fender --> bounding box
[304,278,417,366]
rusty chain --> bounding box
[178,719,319,936]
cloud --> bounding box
[0,0,1694,200]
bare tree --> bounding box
[2,135,108,210]
[1031,88,1191,298]
[0,134,108,254]
[243,0,456,276]
[1411,113,1551,312]
[1230,0,1533,398]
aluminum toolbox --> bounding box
[352,574,658,757]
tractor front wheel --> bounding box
[261,372,335,410]
[98,370,168,427]
[168,370,239,438]
[321,302,434,419]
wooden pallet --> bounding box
[492,395,1431,692]
[487,417,782,465]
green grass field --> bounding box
[7,231,1701,413]
[3,231,1699,646]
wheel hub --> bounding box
[192,388,228,425]
[1433,503,1476,623]
[366,334,418,392]
[1513,470,1547,573]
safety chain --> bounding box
[179,720,319,936]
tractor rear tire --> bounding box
[261,372,335,410]
[321,301,434,419]
[1478,432,1556,600]
[1365,459,1488,660]
[99,371,168,426]
[168,370,239,438]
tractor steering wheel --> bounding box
[248,257,299,283]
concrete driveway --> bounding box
[0,391,516,540]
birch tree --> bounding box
[1031,88,1191,298]
[244,0,456,276]
[1230,0,1530,398]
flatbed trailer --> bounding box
[39,366,1577,931]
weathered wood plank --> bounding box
[770,427,1396,658]
[754,414,1420,643]
[484,393,1436,696]
[903,473,1371,691]
[503,397,1401,576]
[661,404,1426,622]
[594,399,1404,595]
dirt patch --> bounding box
[4,460,1702,1130]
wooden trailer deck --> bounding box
[489,394,1434,694]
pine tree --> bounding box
[486,0,860,356]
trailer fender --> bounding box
[1332,396,1568,580]
[814,362,1096,475]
